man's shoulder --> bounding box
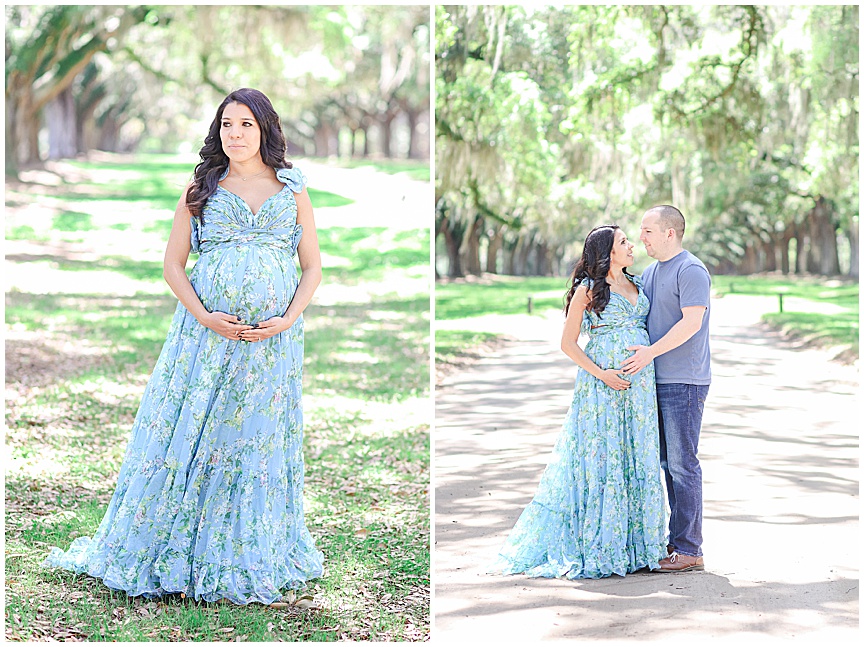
[675,250,710,275]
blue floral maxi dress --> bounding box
[491,277,666,578]
[44,167,324,604]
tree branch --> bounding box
[200,53,230,96]
[671,6,763,117]
[123,46,183,86]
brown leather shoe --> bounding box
[666,544,675,555]
[657,552,704,572]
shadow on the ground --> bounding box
[436,573,858,637]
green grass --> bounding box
[319,227,429,285]
[436,276,568,320]
[335,159,430,182]
[308,188,355,208]
[434,277,567,371]
[435,273,859,362]
[712,274,859,351]
[65,156,193,175]
[5,155,429,642]
[52,211,96,231]
[435,330,502,368]
[7,224,48,241]
[711,274,858,303]
[56,157,354,211]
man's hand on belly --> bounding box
[622,344,656,375]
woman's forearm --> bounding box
[561,338,605,380]
[282,266,322,325]
[163,262,211,323]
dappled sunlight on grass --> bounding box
[333,158,430,182]
[436,275,566,320]
[305,297,428,402]
[7,263,168,296]
[316,271,429,305]
[318,227,429,285]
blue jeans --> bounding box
[656,383,709,558]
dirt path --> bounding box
[433,294,859,642]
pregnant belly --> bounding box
[191,247,297,325]
[585,327,651,371]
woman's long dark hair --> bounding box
[563,224,633,316]
[186,88,292,218]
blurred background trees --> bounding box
[5,4,431,177]
[435,4,858,278]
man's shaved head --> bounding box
[646,205,685,240]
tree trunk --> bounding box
[516,234,532,276]
[536,242,551,276]
[779,226,794,275]
[314,124,338,157]
[406,109,418,160]
[97,115,122,152]
[815,198,840,275]
[5,95,21,177]
[740,242,759,275]
[380,113,395,158]
[805,197,840,275]
[760,237,777,273]
[793,226,806,274]
[505,235,521,275]
[464,215,483,275]
[46,86,78,160]
[440,215,465,278]
[6,89,42,170]
[486,226,503,274]
[845,219,859,278]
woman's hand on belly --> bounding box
[201,311,254,340]
[238,315,293,343]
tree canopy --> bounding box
[5,5,430,175]
[436,5,858,277]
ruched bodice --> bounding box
[191,167,306,254]
[189,167,305,326]
[581,278,651,382]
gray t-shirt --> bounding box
[641,250,711,385]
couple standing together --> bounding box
[493,205,710,577]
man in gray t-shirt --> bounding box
[622,205,710,573]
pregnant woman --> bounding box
[491,225,666,579]
[44,88,324,604]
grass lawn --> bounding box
[332,159,430,182]
[434,330,502,364]
[436,276,568,320]
[711,274,859,352]
[435,272,859,363]
[5,156,430,642]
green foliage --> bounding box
[6,5,430,170]
[436,4,858,277]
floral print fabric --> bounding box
[492,276,666,578]
[44,167,324,604]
